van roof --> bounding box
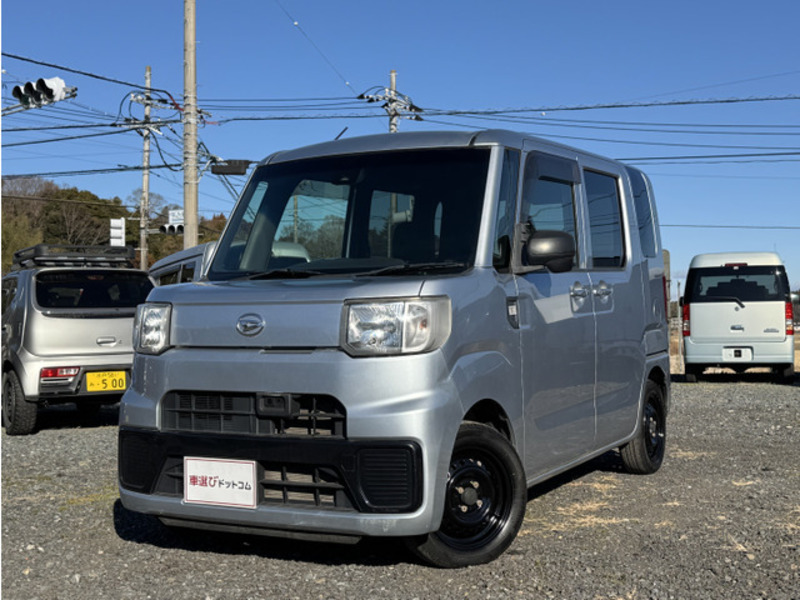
[261,129,626,168]
[688,252,784,268]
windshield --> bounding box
[208,148,491,280]
[36,270,153,309]
[685,266,789,303]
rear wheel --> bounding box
[620,380,666,475]
[2,370,38,436]
[405,422,526,568]
[775,364,795,385]
[684,364,703,383]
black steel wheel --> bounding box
[620,380,666,474]
[2,370,38,436]
[406,422,526,568]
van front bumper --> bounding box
[118,347,463,537]
[119,427,429,537]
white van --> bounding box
[682,252,795,383]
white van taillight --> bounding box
[40,367,80,382]
[662,276,669,323]
[682,304,690,337]
[787,302,795,336]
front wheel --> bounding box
[619,380,666,475]
[2,370,38,436]
[405,422,526,568]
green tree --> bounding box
[40,187,128,246]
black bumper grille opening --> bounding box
[358,448,417,510]
[162,391,346,438]
[262,465,344,509]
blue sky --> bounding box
[2,0,799,292]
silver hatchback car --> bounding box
[2,245,153,435]
[119,130,670,567]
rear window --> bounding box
[685,266,789,303]
[36,270,153,309]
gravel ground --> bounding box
[3,377,799,600]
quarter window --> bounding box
[584,170,624,268]
[628,168,657,258]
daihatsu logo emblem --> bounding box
[236,313,265,336]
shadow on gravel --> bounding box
[112,451,627,568]
[670,372,798,386]
[526,449,624,503]
[112,500,410,566]
[31,403,120,433]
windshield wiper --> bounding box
[244,268,326,280]
[714,295,746,308]
[357,262,469,277]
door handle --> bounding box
[96,336,119,347]
[570,284,589,298]
[593,283,612,298]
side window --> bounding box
[180,264,196,283]
[628,168,657,258]
[493,149,520,270]
[521,152,579,268]
[2,278,18,315]
[584,170,625,268]
[158,269,180,286]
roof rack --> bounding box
[11,244,136,271]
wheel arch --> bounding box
[645,364,669,414]
[463,399,515,446]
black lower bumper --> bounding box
[119,428,422,514]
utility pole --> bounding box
[388,70,398,133]
[139,66,152,269]
[183,0,199,249]
[358,70,422,134]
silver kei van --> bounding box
[149,242,217,287]
[2,245,154,435]
[119,130,670,567]
[682,252,795,383]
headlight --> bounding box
[133,303,172,355]
[343,297,451,356]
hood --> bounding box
[149,277,426,349]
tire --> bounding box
[2,370,38,436]
[774,364,795,385]
[405,422,527,568]
[684,364,702,383]
[620,380,666,475]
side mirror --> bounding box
[525,230,575,274]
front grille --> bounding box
[262,464,349,509]
[161,391,346,437]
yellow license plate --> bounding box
[86,371,127,392]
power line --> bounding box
[422,94,800,116]
[2,128,141,148]
[272,0,358,96]
[3,164,183,179]
[618,151,800,162]
[661,223,800,230]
